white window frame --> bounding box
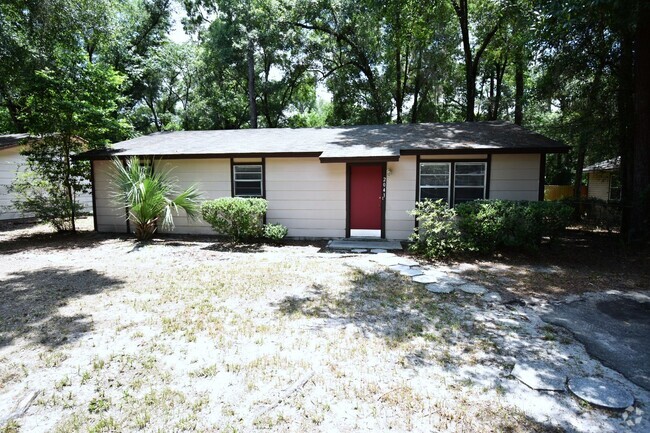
[418,160,488,206]
[419,162,451,202]
[232,164,264,197]
[453,162,487,204]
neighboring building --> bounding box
[0,133,92,221]
[584,157,621,202]
[0,133,31,220]
[78,121,568,240]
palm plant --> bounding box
[111,157,202,241]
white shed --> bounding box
[0,134,93,221]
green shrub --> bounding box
[409,199,572,258]
[201,197,268,241]
[263,223,288,242]
[455,200,572,252]
[408,199,464,259]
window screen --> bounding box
[419,162,451,202]
[418,161,488,205]
[453,162,486,204]
[233,164,263,197]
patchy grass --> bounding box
[1,219,643,432]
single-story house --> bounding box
[0,133,93,221]
[584,157,621,202]
[78,121,568,240]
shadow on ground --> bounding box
[276,267,485,367]
[0,230,115,255]
[274,264,642,432]
[0,267,123,348]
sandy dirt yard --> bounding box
[0,218,648,432]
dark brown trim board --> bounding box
[538,153,546,201]
[82,152,323,161]
[320,156,400,164]
[401,147,568,156]
[345,164,351,238]
[414,155,421,228]
[485,154,492,199]
[90,160,98,232]
[229,158,234,197]
[381,162,387,239]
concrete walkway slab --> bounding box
[511,361,566,392]
[328,239,403,251]
[568,377,634,410]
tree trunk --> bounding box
[628,5,650,245]
[410,50,423,124]
[395,46,403,124]
[573,138,587,202]
[618,32,634,238]
[514,54,524,125]
[64,143,76,233]
[488,71,495,120]
[247,37,257,128]
[493,55,507,120]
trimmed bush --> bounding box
[410,199,572,258]
[201,197,267,241]
[408,199,464,259]
[456,200,572,252]
[263,223,289,242]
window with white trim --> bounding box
[453,162,486,204]
[233,164,263,197]
[419,162,451,202]
[418,161,487,205]
[609,174,621,201]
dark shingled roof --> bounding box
[77,121,568,161]
[0,133,30,150]
[584,157,620,172]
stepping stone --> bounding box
[511,362,566,392]
[426,282,455,294]
[402,268,424,277]
[370,248,388,254]
[438,274,467,285]
[351,249,367,253]
[412,274,439,284]
[395,257,419,267]
[568,377,634,410]
[389,265,424,277]
[458,283,488,294]
[483,292,502,303]
[422,268,447,279]
[370,254,402,266]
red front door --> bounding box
[349,164,384,233]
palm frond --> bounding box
[110,157,203,240]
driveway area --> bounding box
[542,292,650,391]
[1,219,649,432]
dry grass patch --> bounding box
[3,221,637,432]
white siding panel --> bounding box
[489,154,540,201]
[266,158,346,238]
[0,147,28,220]
[587,172,610,200]
[385,156,416,240]
[93,160,127,232]
[1,146,90,220]
[155,159,231,234]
